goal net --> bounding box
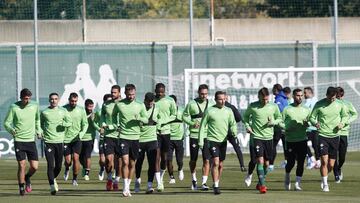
[184,67,360,155]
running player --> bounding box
[115,84,147,197]
[80,99,101,181]
[280,88,310,191]
[225,99,246,172]
[199,91,237,195]
[333,87,358,183]
[182,84,214,190]
[134,92,161,194]
[309,86,348,192]
[63,92,88,186]
[243,87,282,193]
[154,83,177,190]
[41,92,72,195]
[98,94,112,181]
[3,88,42,196]
[101,85,122,191]
[167,95,185,184]
[270,84,288,171]
[303,87,320,169]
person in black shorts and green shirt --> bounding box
[280,88,310,191]
[199,91,237,195]
[4,88,42,196]
[243,87,282,194]
[310,87,348,192]
[63,93,88,186]
[182,84,214,191]
[41,92,72,195]
[167,95,185,184]
[115,84,148,197]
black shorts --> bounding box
[319,136,339,159]
[104,137,120,156]
[208,141,227,161]
[99,139,105,155]
[119,138,140,160]
[168,140,184,160]
[157,134,171,153]
[81,140,94,158]
[64,140,82,156]
[285,140,307,159]
[253,139,273,160]
[139,140,158,152]
[190,138,211,161]
[14,141,38,161]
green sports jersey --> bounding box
[280,104,310,142]
[116,99,148,140]
[243,101,282,141]
[199,106,237,147]
[100,99,120,139]
[170,107,184,141]
[4,101,42,142]
[338,99,358,136]
[63,104,88,143]
[309,98,348,138]
[155,96,177,135]
[182,98,215,139]
[41,106,72,143]
[140,105,159,143]
[82,111,101,141]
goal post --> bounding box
[184,67,360,156]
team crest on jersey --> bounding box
[288,148,292,152]
[212,147,216,151]
[16,148,19,152]
[48,148,52,152]
[64,145,67,149]
[192,144,197,148]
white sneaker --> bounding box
[179,170,184,181]
[72,180,78,186]
[122,190,130,197]
[294,182,302,191]
[244,174,253,187]
[84,175,90,181]
[339,172,343,181]
[134,181,140,193]
[280,160,287,169]
[169,178,176,184]
[54,179,59,192]
[322,184,329,192]
[191,180,197,190]
[157,182,164,192]
[268,165,274,172]
[64,170,69,181]
[98,170,104,181]
[284,175,291,191]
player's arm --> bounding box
[228,110,238,137]
[198,110,209,148]
[242,105,253,133]
[35,104,43,135]
[61,110,73,127]
[3,106,16,136]
[79,109,89,139]
[137,104,149,124]
[348,102,358,124]
[93,111,102,132]
[309,103,320,127]
[278,108,287,130]
[108,104,119,131]
[230,104,242,123]
[272,105,282,125]
[182,103,195,126]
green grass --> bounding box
[1,153,360,203]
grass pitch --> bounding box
[1,152,360,203]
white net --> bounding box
[184,67,360,154]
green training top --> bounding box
[309,98,348,138]
[82,111,101,141]
[280,104,311,142]
[41,106,72,143]
[155,96,177,135]
[100,99,120,139]
[243,101,282,141]
[182,98,215,139]
[4,101,42,142]
[338,99,358,136]
[116,99,148,140]
[170,107,184,141]
[140,104,159,143]
[198,105,237,148]
[63,104,88,143]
